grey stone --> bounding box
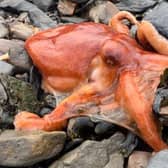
[0,38,23,54]
[49,132,125,168]
[32,0,55,11]
[0,61,14,75]
[144,1,168,38]
[89,1,119,24]
[9,47,32,70]
[116,0,157,13]
[9,22,38,40]
[147,149,168,168]
[0,0,56,29]
[0,23,8,38]
[128,151,152,168]
[0,130,66,167]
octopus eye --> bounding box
[105,53,120,66]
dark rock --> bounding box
[49,133,125,168]
[89,1,119,24]
[57,0,77,16]
[147,149,168,168]
[32,0,55,12]
[95,121,116,136]
[128,151,152,168]
[0,130,66,167]
[0,23,8,38]
[0,0,56,29]
[144,1,168,38]
[67,117,95,139]
[61,16,88,23]
[71,0,89,4]
[0,61,14,75]
[116,0,157,13]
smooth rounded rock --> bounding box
[147,149,168,168]
[0,130,66,167]
[0,61,14,75]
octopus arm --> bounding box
[119,71,167,151]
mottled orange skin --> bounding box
[14,18,168,151]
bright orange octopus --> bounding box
[14,11,168,151]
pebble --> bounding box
[0,130,66,167]
[49,132,125,168]
[57,0,77,16]
[0,0,56,29]
[116,0,157,13]
[128,151,152,168]
[144,1,168,38]
[9,22,39,40]
[0,23,8,38]
[89,1,119,24]
[147,149,168,168]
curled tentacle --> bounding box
[136,21,168,56]
[109,11,139,35]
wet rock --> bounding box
[9,22,39,40]
[128,151,152,168]
[0,0,56,29]
[144,1,168,38]
[67,117,95,139]
[89,1,119,24]
[0,61,14,75]
[49,132,125,168]
[0,23,8,38]
[0,39,23,55]
[9,44,32,70]
[58,0,77,16]
[95,121,116,136]
[116,0,157,13]
[0,74,42,128]
[0,130,66,167]
[147,150,168,168]
[71,0,89,4]
[32,0,55,12]
[61,16,88,23]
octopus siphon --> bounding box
[14,11,168,151]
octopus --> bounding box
[14,11,168,151]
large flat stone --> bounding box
[0,130,66,167]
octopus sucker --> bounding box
[14,11,168,151]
